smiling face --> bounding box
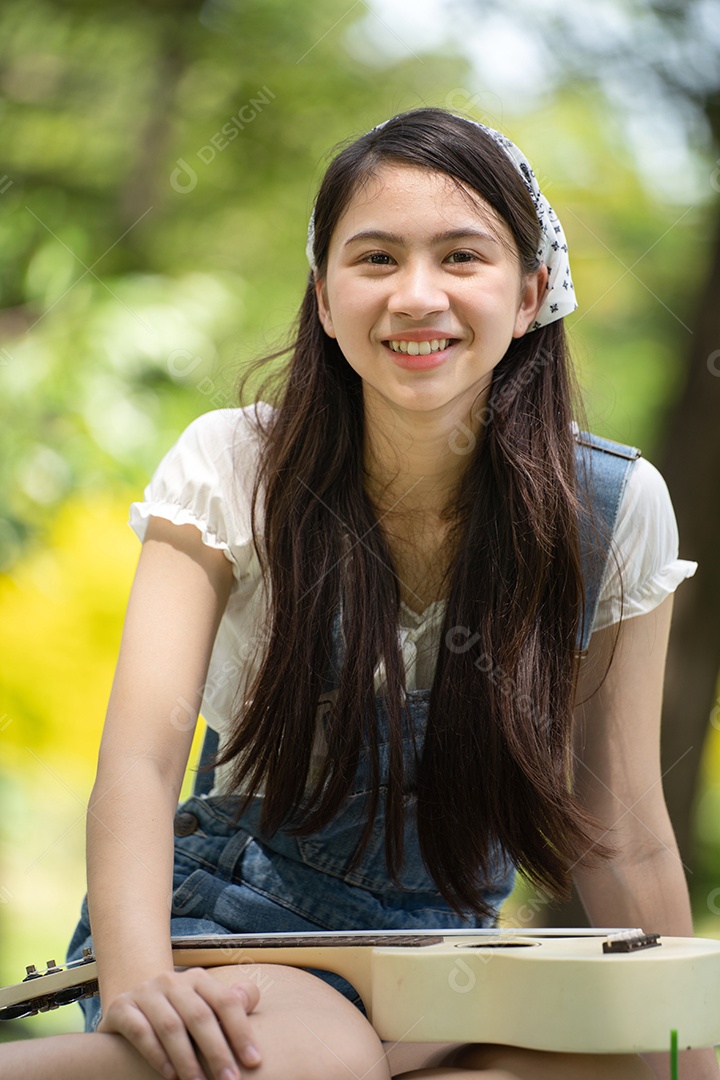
[314,163,547,425]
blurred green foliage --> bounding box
[0,0,473,566]
[1,0,712,567]
[1,0,719,1036]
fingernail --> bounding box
[161,1065,175,1080]
[220,1069,239,1080]
[243,1045,261,1066]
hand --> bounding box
[98,967,262,1080]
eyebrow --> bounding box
[343,227,499,248]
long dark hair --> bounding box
[215,108,613,916]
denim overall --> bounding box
[67,431,640,1028]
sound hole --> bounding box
[458,940,539,949]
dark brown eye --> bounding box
[447,251,477,263]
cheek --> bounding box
[327,285,377,337]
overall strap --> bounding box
[574,431,641,654]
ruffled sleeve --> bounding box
[128,405,269,583]
[592,456,697,633]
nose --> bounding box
[387,258,450,319]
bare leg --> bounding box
[410,1043,655,1078]
[393,1064,649,1078]
[0,963,391,1080]
[0,1029,172,1080]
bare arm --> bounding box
[572,595,719,1079]
[572,596,689,930]
[87,516,260,1079]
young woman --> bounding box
[2,108,717,1080]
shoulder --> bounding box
[618,455,673,519]
[612,454,690,574]
[152,401,276,494]
[592,449,697,633]
[128,402,276,578]
[572,426,676,530]
[171,401,275,458]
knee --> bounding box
[213,963,391,1080]
[289,1019,390,1080]
[217,1013,389,1080]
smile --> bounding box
[385,338,455,355]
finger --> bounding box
[164,976,249,1079]
[231,979,260,1015]
[132,991,209,1080]
[187,971,262,1071]
[100,1000,180,1080]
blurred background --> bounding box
[1,0,719,1041]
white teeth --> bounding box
[387,338,451,354]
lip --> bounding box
[383,339,457,370]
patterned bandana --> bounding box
[305,115,577,332]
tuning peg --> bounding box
[24,965,40,980]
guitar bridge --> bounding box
[602,931,661,954]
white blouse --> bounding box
[129,405,697,740]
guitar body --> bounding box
[169,931,720,1053]
[2,929,720,1054]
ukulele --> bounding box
[1,928,719,1054]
